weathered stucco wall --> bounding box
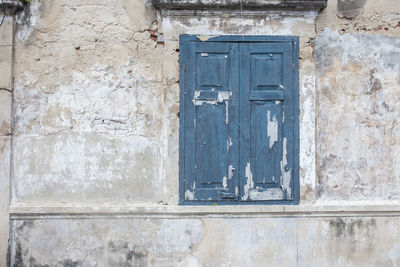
[315,30,400,200]
[2,0,400,266]
[315,0,400,200]
[10,0,321,205]
[13,0,165,204]
[10,217,400,266]
[0,12,13,265]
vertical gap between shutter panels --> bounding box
[237,42,241,202]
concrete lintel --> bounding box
[152,0,328,12]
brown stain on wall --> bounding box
[369,68,383,93]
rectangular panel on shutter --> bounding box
[180,41,239,203]
[240,42,298,203]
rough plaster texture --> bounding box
[0,45,12,90]
[317,0,400,36]
[337,0,367,18]
[0,11,13,266]
[0,90,11,135]
[0,137,10,266]
[11,0,320,204]
[0,16,13,46]
[313,0,400,202]
[9,217,400,266]
[12,0,165,204]
[3,0,400,265]
[9,0,400,203]
[315,29,400,200]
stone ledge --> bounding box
[10,201,400,219]
[152,0,328,11]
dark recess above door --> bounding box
[152,0,328,11]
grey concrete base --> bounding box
[9,216,400,266]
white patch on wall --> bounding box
[300,74,316,189]
[15,60,159,137]
[13,61,163,202]
[162,14,317,39]
[16,0,41,41]
[13,133,160,201]
[179,255,204,267]
[151,220,204,256]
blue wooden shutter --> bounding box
[180,40,239,203]
[179,35,299,205]
[239,41,299,203]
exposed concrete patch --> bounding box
[14,61,162,137]
[317,0,400,36]
[12,133,162,203]
[337,0,367,19]
[0,45,12,90]
[0,16,13,46]
[0,90,12,136]
[161,15,316,38]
